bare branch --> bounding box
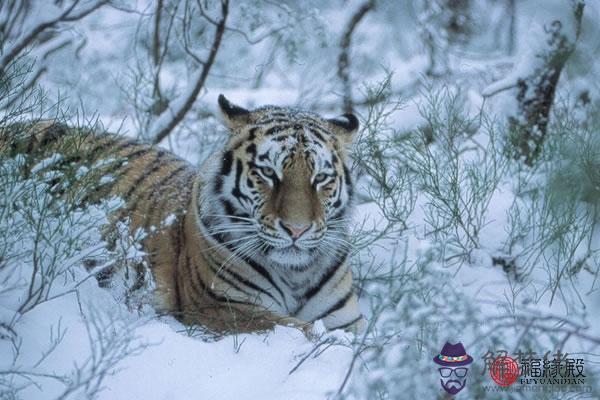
[337,0,375,114]
[152,0,164,66]
[150,0,229,144]
[0,0,109,71]
[150,1,179,110]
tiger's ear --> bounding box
[326,113,359,144]
[218,94,251,131]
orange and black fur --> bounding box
[1,95,366,334]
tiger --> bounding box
[1,95,366,335]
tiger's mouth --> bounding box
[267,245,314,268]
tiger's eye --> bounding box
[259,166,276,178]
[314,173,327,184]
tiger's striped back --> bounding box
[1,121,203,319]
[2,98,366,335]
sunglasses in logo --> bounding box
[439,367,468,378]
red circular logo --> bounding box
[490,356,519,386]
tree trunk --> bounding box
[508,2,584,166]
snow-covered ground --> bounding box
[2,1,600,399]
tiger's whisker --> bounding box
[204,213,256,222]
[204,227,256,236]
[201,234,257,253]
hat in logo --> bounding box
[433,342,473,367]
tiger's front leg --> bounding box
[321,292,366,334]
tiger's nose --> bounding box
[280,221,310,239]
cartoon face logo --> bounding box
[438,366,469,394]
[433,342,473,395]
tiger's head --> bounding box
[199,95,357,271]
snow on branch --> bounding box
[0,0,109,112]
[507,1,585,165]
[0,0,109,71]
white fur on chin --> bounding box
[268,247,312,268]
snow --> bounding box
[161,213,177,227]
[31,154,63,174]
[2,1,600,399]
[98,323,352,400]
[8,287,352,400]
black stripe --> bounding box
[248,127,258,141]
[145,164,187,202]
[232,160,251,202]
[88,136,121,159]
[173,219,185,313]
[206,261,253,298]
[126,165,169,215]
[329,206,348,222]
[306,126,326,142]
[109,139,138,155]
[263,111,289,118]
[214,151,233,195]
[255,117,291,126]
[78,154,141,205]
[264,124,291,136]
[87,141,141,170]
[303,251,349,301]
[205,249,283,308]
[156,164,187,190]
[203,234,284,309]
[312,290,353,321]
[123,150,165,201]
[174,273,183,313]
[327,315,362,331]
[111,151,166,223]
[343,165,353,200]
[239,256,286,307]
[120,147,151,161]
[246,143,256,156]
[277,275,295,290]
[213,176,223,194]
[194,264,253,306]
[272,135,290,142]
[221,199,236,216]
[220,150,234,175]
[217,198,251,220]
[185,254,209,303]
[226,269,282,306]
[141,164,189,234]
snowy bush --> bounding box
[0,130,151,399]
[341,87,600,399]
